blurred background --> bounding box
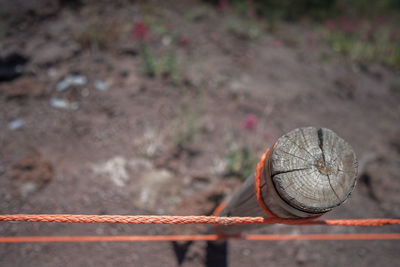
[0,0,399,266]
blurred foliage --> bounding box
[208,0,400,68]
[139,42,156,77]
[225,144,258,180]
[174,100,201,151]
[216,0,400,21]
[139,44,182,82]
[391,78,400,93]
[185,6,215,21]
[175,117,199,151]
[163,50,181,84]
[224,131,258,180]
[143,16,169,36]
[134,18,182,83]
[323,18,400,69]
[138,44,181,83]
[254,0,337,21]
[73,19,119,50]
[224,14,262,39]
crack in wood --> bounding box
[273,167,310,176]
[318,128,341,202]
[285,134,319,161]
[278,149,309,162]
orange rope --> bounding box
[0,214,399,226]
[0,233,399,243]
[254,145,277,218]
[253,143,321,223]
[1,145,399,244]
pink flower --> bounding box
[241,114,257,131]
[246,7,257,20]
[178,37,189,47]
[338,16,358,35]
[132,20,148,41]
[273,39,282,48]
[390,30,397,42]
[217,0,232,12]
[325,20,336,31]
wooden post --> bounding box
[217,127,358,235]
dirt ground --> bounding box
[0,0,399,266]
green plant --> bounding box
[390,78,400,93]
[138,46,181,82]
[143,16,168,36]
[185,6,215,21]
[163,50,181,84]
[139,42,157,77]
[73,21,119,50]
[224,15,263,40]
[174,115,199,151]
[225,142,258,180]
[323,18,400,69]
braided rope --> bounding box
[1,145,399,245]
[0,214,399,226]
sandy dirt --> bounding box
[0,0,399,266]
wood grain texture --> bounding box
[270,127,358,214]
[217,127,358,235]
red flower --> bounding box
[338,16,357,35]
[241,114,257,131]
[178,37,189,47]
[389,30,397,42]
[218,0,232,12]
[325,20,336,31]
[132,20,148,41]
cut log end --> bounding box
[269,127,358,214]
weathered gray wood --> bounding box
[217,127,358,235]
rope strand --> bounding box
[1,145,399,243]
[0,233,399,243]
[0,214,399,226]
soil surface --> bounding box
[0,0,399,266]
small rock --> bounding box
[130,168,178,210]
[229,81,243,93]
[8,119,24,131]
[241,248,251,256]
[56,74,87,92]
[162,36,172,46]
[92,156,130,187]
[50,97,79,110]
[19,182,38,198]
[47,68,58,78]
[210,158,227,176]
[94,80,109,91]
